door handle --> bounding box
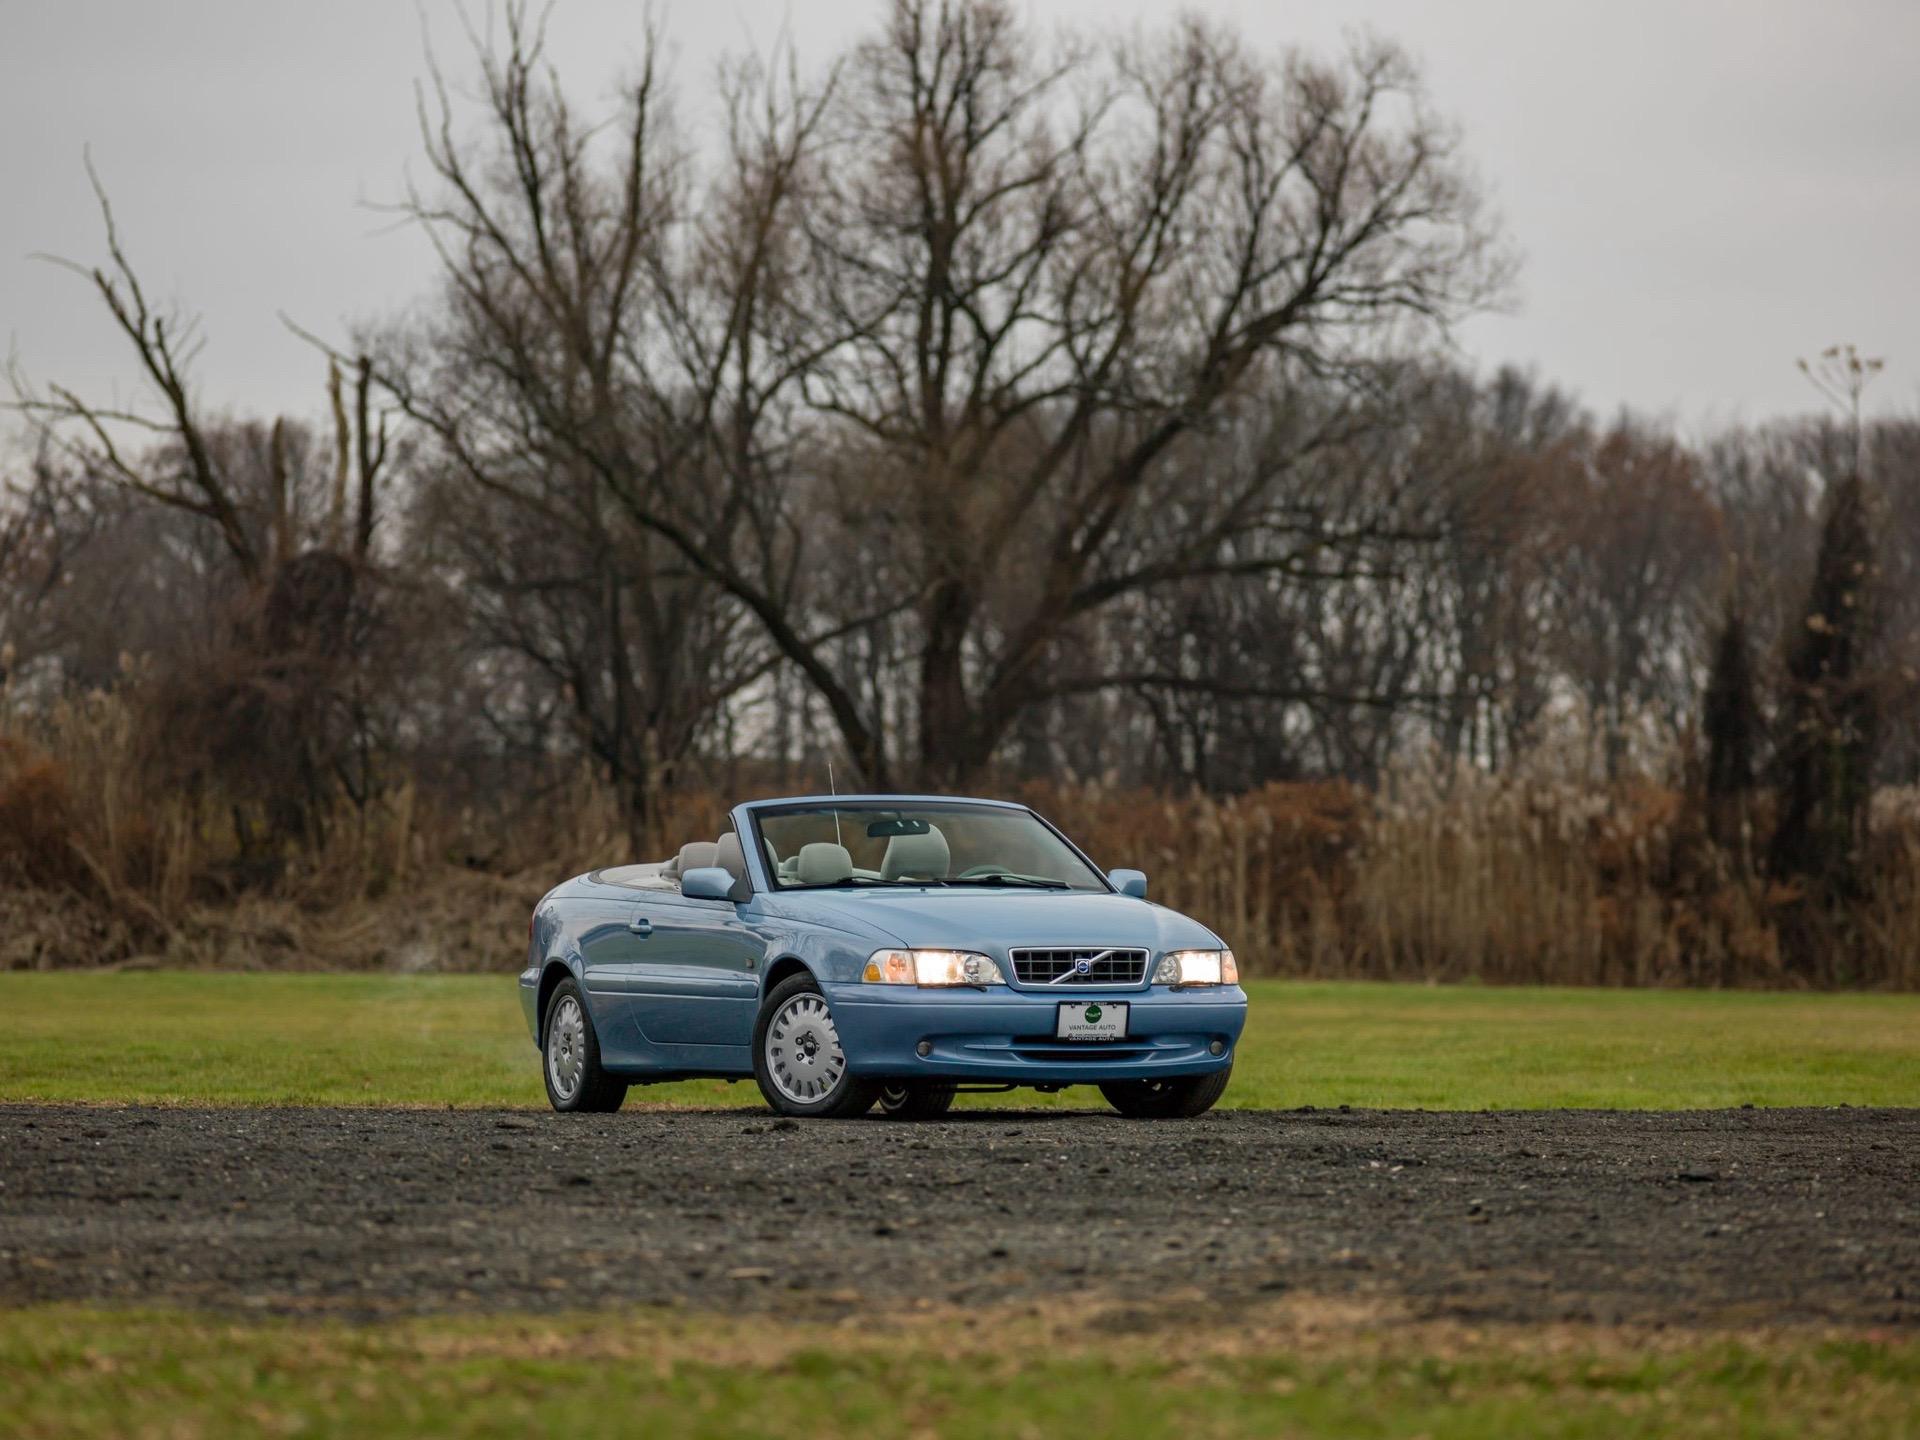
[628,916,653,937]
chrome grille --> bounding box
[1009,947,1149,986]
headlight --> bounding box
[1154,948,1238,987]
[862,948,1004,987]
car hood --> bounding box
[764,888,1222,956]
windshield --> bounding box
[752,802,1107,892]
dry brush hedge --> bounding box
[2,701,1916,986]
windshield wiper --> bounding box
[943,873,1071,890]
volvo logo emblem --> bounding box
[1049,950,1117,984]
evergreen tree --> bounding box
[1768,472,1881,900]
[1702,596,1757,854]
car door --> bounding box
[621,892,762,1051]
[565,894,652,1066]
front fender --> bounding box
[750,914,880,996]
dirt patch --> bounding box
[0,1106,1913,1326]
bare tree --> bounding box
[10,160,403,850]
[0,446,109,694]
[367,4,848,811]
[1543,419,1722,773]
[1797,343,1884,480]
[453,0,1503,788]
[1868,414,1920,781]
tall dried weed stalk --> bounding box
[2,697,1915,985]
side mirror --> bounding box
[682,866,741,902]
[1108,868,1148,899]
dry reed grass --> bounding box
[2,696,1915,986]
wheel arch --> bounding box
[760,954,816,997]
[536,957,581,1038]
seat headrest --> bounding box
[674,841,718,881]
[715,832,748,886]
[882,825,950,882]
[796,842,853,885]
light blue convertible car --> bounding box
[520,796,1247,1119]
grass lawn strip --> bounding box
[1,973,1916,1110]
[2,1299,1915,1440]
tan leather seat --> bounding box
[715,832,748,888]
[881,825,950,881]
[795,842,853,885]
[668,841,717,884]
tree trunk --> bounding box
[915,580,988,790]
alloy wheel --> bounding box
[546,994,586,1102]
[764,993,847,1103]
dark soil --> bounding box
[1,1106,1913,1326]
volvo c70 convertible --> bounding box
[520,796,1248,1119]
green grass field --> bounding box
[1,971,1917,1110]
[4,1304,1914,1440]
[5,973,1917,1438]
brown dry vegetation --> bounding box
[5,695,1915,987]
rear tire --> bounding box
[877,1081,958,1120]
[543,979,627,1113]
[752,974,879,1119]
[1100,1063,1231,1119]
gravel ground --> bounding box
[1,1105,1914,1327]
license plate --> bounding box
[1056,1001,1128,1041]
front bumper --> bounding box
[826,982,1247,1083]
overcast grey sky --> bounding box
[4,0,1917,434]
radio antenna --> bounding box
[828,761,842,847]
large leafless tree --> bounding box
[384,0,1507,788]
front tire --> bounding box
[1100,1063,1232,1119]
[877,1081,958,1119]
[543,979,627,1113]
[752,974,878,1118]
